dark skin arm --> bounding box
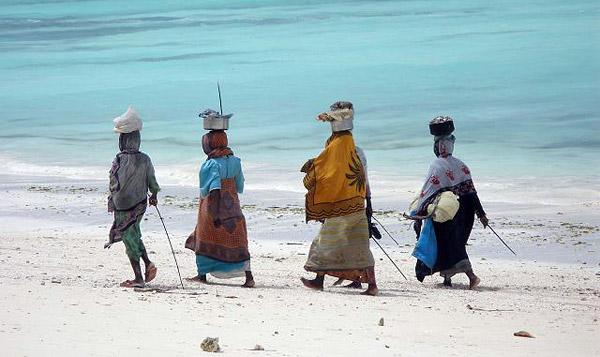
[149,193,158,206]
[479,215,489,228]
[147,168,160,206]
[208,189,221,227]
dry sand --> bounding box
[0,174,599,356]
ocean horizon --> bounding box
[1,0,598,181]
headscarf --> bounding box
[303,131,366,222]
[110,131,141,196]
[119,130,141,153]
[202,130,233,159]
[433,134,455,158]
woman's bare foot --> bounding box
[185,275,208,283]
[360,284,379,296]
[119,279,144,288]
[242,279,255,288]
[242,271,255,288]
[144,262,157,283]
[469,275,481,290]
[301,277,324,291]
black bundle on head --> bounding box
[429,116,455,136]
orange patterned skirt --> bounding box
[185,178,250,263]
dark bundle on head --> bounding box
[429,116,455,136]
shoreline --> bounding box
[1,173,598,265]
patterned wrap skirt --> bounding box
[185,178,250,278]
[304,210,376,284]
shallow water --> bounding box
[0,0,598,179]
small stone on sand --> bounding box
[514,330,534,338]
[200,337,220,352]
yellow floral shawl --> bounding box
[303,132,366,222]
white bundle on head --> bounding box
[317,101,354,122]
[317,101,354,132]
[113,106,143,133]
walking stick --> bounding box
[367,200,406,280]
[487,224,517,256]
[372,215,400,246]
[371,237,408,280]
[152,204,185,289]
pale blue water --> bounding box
[0,0,598,178]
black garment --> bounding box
[414,192,485,281]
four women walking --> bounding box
[106,104,488,294]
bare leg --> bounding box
[301,273,325,291]
[242,271,255,288]
[120,257,145,287]
[466,270,480,290]
[140,247,157,283]
[360,267,378,296]
[140,246,151,266]
[130,258,144,284]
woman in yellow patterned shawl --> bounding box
[300,101,378,296]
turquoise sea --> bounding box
[0,0,598,180]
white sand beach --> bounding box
[0,169,598,357]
